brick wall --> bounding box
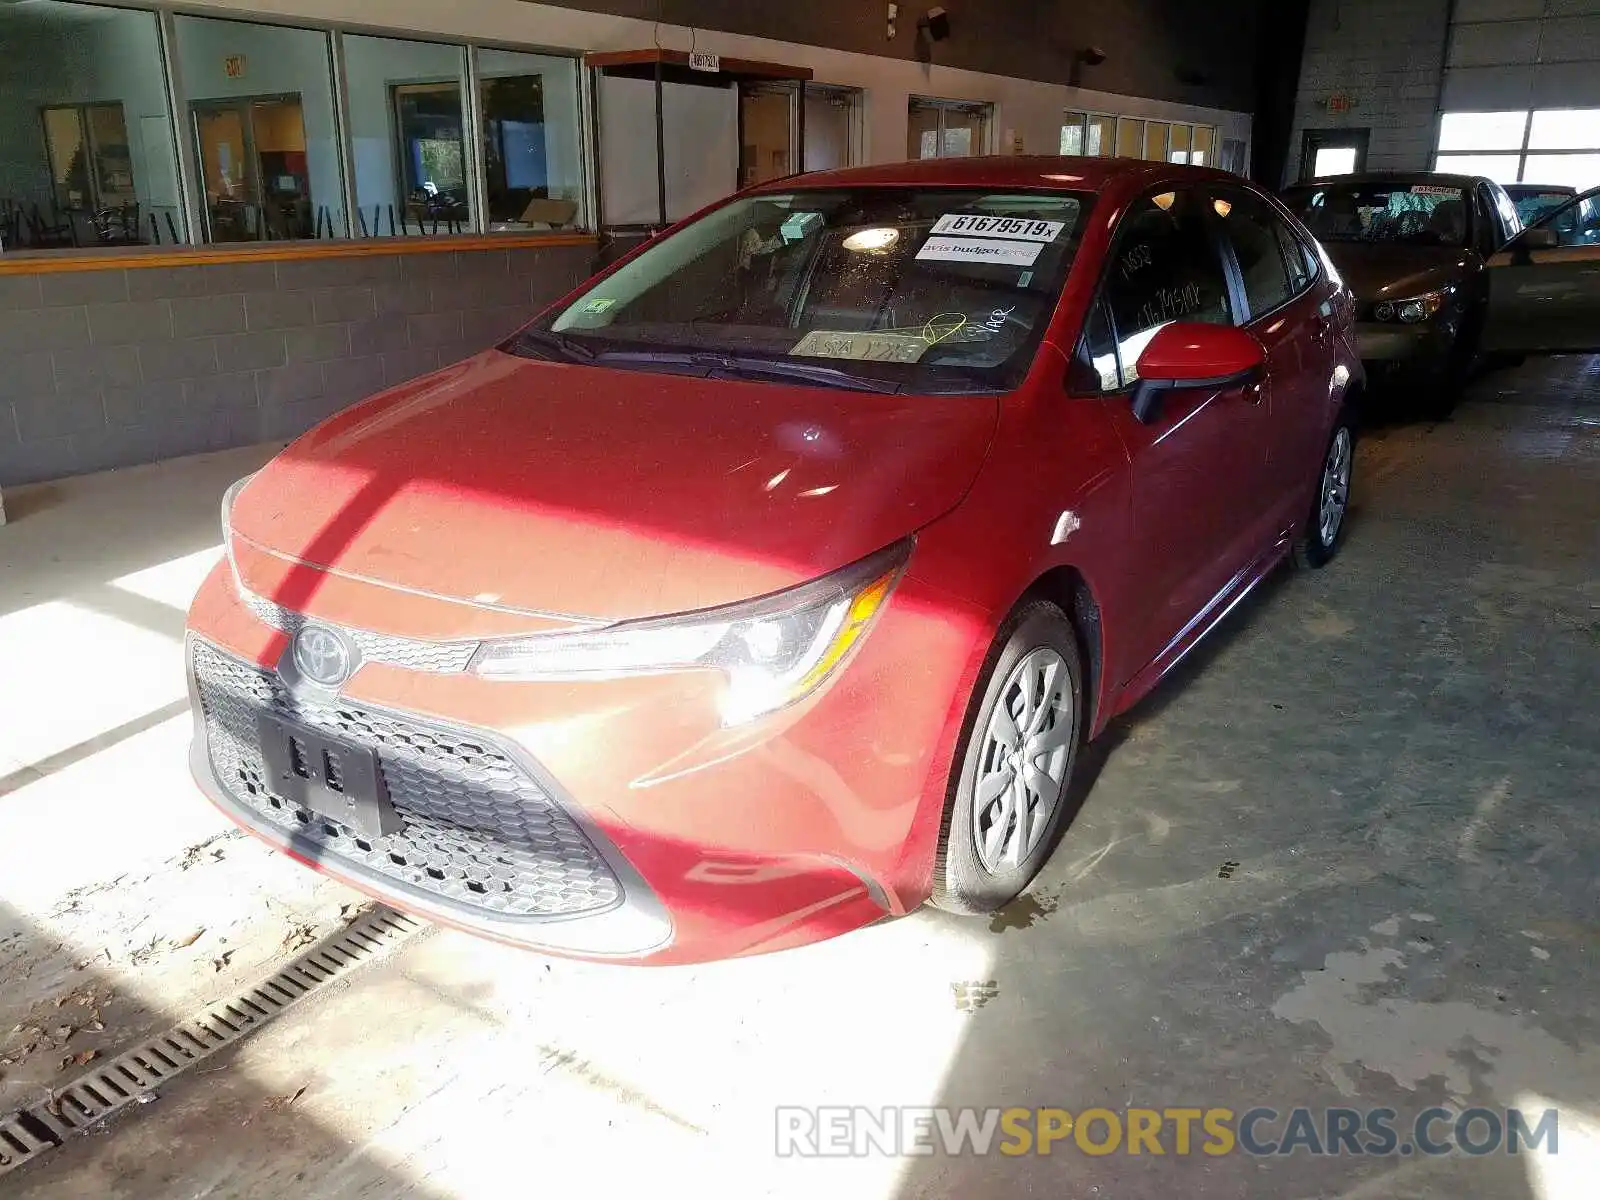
[0,242,594,487]
[1285,0,1451,185]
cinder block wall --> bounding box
[1284,0,1451,185]
[0,242,594,487]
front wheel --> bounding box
[1293,417,1355,569]
[930,602,1084,915]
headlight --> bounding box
[469,539,911,724]
[220,473,255,580]
[1374,287,1452,324]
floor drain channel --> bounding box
[0,906,422,1179]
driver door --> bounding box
[1481,187,1600,354]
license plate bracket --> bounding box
[256,713,402,840]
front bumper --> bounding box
[1354,319,1458,387]
[187,636,675,958]
[185,558,980,963]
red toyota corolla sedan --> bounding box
[187,158,1362,964]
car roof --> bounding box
[1504,182,1577,193]
[750,155,1245,195]
[1288,171,1487,189]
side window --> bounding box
[1274,219,1314,293]
[1492,185,1521,239]
[1214,190,1296,320]
[1099,189,1233,387]
[1075,299,1121,392]
[1538,194,1600,247]
[1472,185,1496,253]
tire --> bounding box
[1419,318,1480,420]
[1293,413,1356,570]
[930,601,1084,915]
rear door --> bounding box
[1482,187,1600,354]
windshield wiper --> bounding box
[593,350,902,393]
[509,327,598,364]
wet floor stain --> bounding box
[952,980,1000,1013]
[989,892,1057,932]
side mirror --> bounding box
[1130,323,1266,424]
[1521,226,1559,251]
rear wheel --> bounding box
[931,602,1083,915]
[1293,415,1355,569]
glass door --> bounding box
[193,96,312,241]
[739,83,796,187]
[908,98,992,159]
[803,85,860,172]
[1299,128,1368,181]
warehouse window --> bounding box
[0,2,589,251]
[343,34,471,237]
[1062,113,1219,167]
[173,16,345,242]
[1435,108,1600,192]
[0,0,183,249]
[478,48,585,231]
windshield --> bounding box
[1511,190,1574,226]
[516,188,1092,393]
[1285,182,1468,247]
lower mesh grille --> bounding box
[192,639,623,919]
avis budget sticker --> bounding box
[916,236,1044,267]
[929,214,1066,242]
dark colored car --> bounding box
[1282,172,1522,417]
[185,158,1368,963]
[1503,183,1576,229]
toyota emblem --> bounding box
[292,625,353,687]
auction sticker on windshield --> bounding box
[1411,186,1460,196]
[791,330,929,363]
[917,236,1044,267]
[930,214,1066,241]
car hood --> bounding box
[229,351,999,624]
[1321,241,1475,304]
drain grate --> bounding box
[0,906,422,1180]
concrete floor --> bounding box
[1,359,1596,1199]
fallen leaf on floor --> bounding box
[44,1092,62,1118]
[212,951,235,973]
[251,1085,309,1121]
[85,1021,104,1034]
[58,1049,98,1071]
[281,923,317,952]
[170,928,206,951]
[52,1025,74,1042]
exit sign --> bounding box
[224,55,247,79]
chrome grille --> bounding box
[191,639,623,919]
[241,590,481,674]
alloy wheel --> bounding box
[1319,427,1352,547]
